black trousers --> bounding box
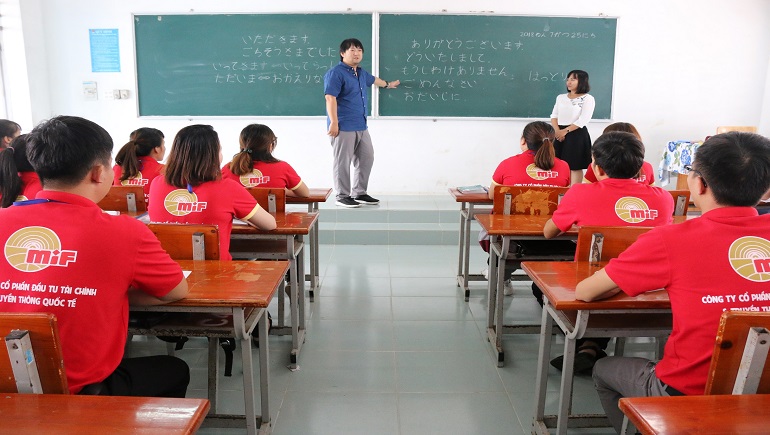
[80,355,190,398]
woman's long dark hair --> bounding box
[230,124,279,176]
[522,121,557,170]
[0,135,34,207]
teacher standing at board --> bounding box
[550,70,595,186]
[324,38,400,208]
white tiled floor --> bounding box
[130,244,647,434]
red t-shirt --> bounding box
[148,178,260,261]
[584,161,656,185]
[112,156,164,201]
[222,160,302,191]
[17,171,42,201]
[605,207,770,395]
[552,178,674,233]
[0,191,183,394]
[492,151,571,187]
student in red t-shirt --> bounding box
[0,135,42,207]
[148,124,276,260]
[583,122,655,185]
[576,132,770,433]
[543,131,674,374]
[222,123,310,197]
[112,127,166,202]
[0,119,21,149]
[481,121,572,294]
[0,115,189,396]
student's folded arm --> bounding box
[247,206,277,230]
[542,218,563,239]
[128,278,188,306]
[575,268,621,302]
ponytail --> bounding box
[230,124,279,176]
[0,148,21,207]
[522,121,556,170]
[115,141,141,181]
[0,135,33,207]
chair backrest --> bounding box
[492,185,569,216]
[246,187,286,214]
[97,185,147,213]
[669,189,690,216]
[0,313,68,394]
[574,225,653,262]
[715,126,757,134]
[705,311,770,395]
[148,223,220,260]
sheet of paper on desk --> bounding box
[183,270,191,278]
[457,184,488,194]
[232,218,249,226]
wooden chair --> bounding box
[0,313,68,394]
[716,126,757,134]
[492,185,569,216]
[705,311,770,395]
[97,185,147,213]
[147,223,219,260]
[574,225,653,263]
[669,189,690,216]
[246,187,286,214]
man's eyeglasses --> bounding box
[683,165,707,187]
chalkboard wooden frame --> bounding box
[376,13,617,119]
[133,13,374,117]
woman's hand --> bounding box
[555,129,567,142]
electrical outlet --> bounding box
[119,89,129,99]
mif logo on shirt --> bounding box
[728,236,770,282]
[239,169,270,187]
[164,189,207,216]
[4,226,78,272]
[525,164,557,181]
[614,197,658,224]
[121,173,148,186]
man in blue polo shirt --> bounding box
[324,38,400,208]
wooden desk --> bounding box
[619,394,770,435]
[130,260,288,435]
[231,212,318,368]
[523,261,672,435]
[448,188,493,300]
[286,187,331,300]
[0,394,209,434]
[475,213,577,366]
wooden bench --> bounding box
[0,312,68,394]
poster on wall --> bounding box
[89,29,120,72]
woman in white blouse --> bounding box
[550,70,595,185]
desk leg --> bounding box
[461,204,474,300]
[486,236,505,366]
[308,202,319,301]
[556,329,578,435]
[207,338,220,414]
[288,237,306,369]
[236,309,259,435]
[258,309,271,432]
[456,203,468,288]
[533,302,555,435]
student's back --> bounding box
[112,128,166,201]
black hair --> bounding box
[0,119,21,141]
[115,127,164,181]
[230,124,279,176]
[339,38,364,61]
[694,132,770,206]
[521,121,557,170]
[164,124,221,188]
[591,132,644,179]
[26,116,113,187]
[0,135,34,207]
[567,70,590,94]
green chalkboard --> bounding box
[134,14,372,116]
[378,14,616,118]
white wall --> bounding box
[14,0,770,194]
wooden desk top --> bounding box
[231,212,318,236]
[619,394,770,435]
[521,261,670,311]
[0,393,209,434]
[448,188,493,204]
[165,260,288,308]
[286,188,332,204]
[475,213,577,237]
